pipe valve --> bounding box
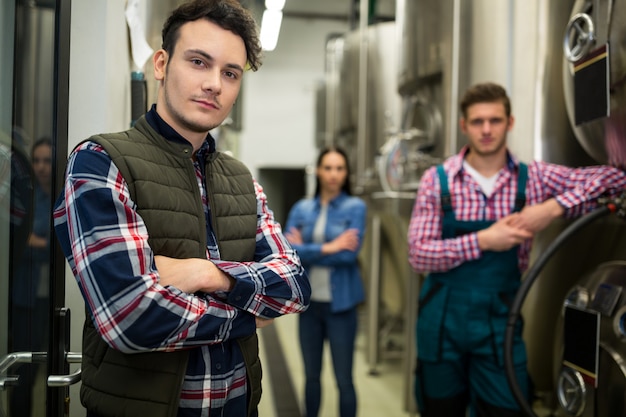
[598,190,626,219]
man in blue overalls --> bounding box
[407,82,626,416]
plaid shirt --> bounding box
[53,112,310,416]
[408,147,626,274]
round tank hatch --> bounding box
[557,367,587,416]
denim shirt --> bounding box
[285,192,367,312]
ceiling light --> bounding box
[260,9,283,51]
[265,0,286,11]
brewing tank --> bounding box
[395,0,464,161]
[550,1,626,415]
[563,0,626,168]
[318,22,402,190]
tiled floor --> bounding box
[257,310,416,417]
[256,310,561,417]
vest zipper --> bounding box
[205,155,221,256]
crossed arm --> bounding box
[477,198,564,251]
[154,256,275,328]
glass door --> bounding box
[1,0,72,416]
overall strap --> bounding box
[513,162,528,213]
[436,165,456,238]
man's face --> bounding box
[460,101,514,157]
[153,19,246,142]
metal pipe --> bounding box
[324,36,340,147]
[403,270,420,415]
[356,0,369,190]
[367,214,382,374]
[448,0,461,154]
[349,0,357,29]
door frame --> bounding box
[49,0,72,415]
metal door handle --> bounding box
[0,351,46,372]
[0,351,82,389]
[47,368,81,387]
[0,351,46,390]
[0,375,19,389]
[47,351,82,387]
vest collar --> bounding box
[144,104,217,155]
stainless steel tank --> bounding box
[317,22,402,191]
[563,0,626,168]
[395,0,466,160]
[555,261,626,417]
[549,1,626,415]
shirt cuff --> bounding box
[464,233,482,261]
[555,192,581,211]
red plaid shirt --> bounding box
[408,147,626,273]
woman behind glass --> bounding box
[285,146,367,417]
[11,136,52,416]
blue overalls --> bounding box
[414,164,530,417]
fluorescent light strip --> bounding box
[265,0,286,11]
[260,9,283,51]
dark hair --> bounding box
[31,136,52,159]
[314,146,352,196]
[460,82,511,118]
[162,0,263,71]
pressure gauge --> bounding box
[557,367,586,416]
[613,305,626,340]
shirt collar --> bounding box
[314,191,347,208]
[145,104,216,155]
[451,145,520,178]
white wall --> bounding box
[69,0,130,142]
[239,16,349,177]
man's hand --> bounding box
[509,198,565,233]
[477,214,534,251]
[155,255,235,294]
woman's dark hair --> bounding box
[314,146,352,197]
[162,0,263,71]
[460,82,511,118]
[31,136,52,159]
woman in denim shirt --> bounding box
[285,146,367,417]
